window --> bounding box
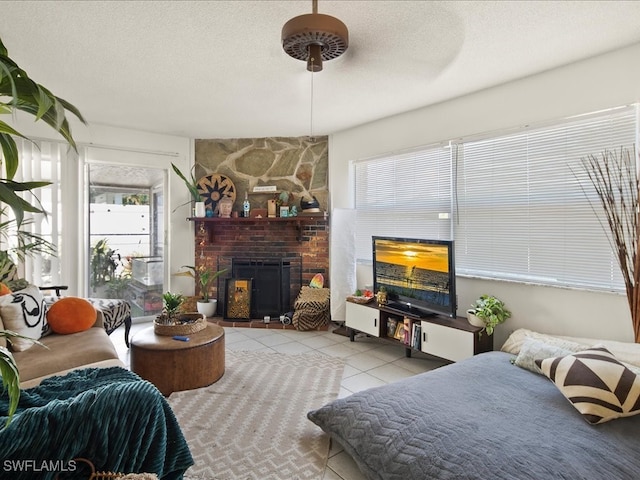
[353,105,638,292]
[10,139,72,286]
[353,145,453,260]
[456,106,637,291]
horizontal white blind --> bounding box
[354,146,452,260]
[13,139,65,286]
[456,106,638,291]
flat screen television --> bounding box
[372,236,457,318]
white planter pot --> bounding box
[194,201,206,217]
[197,299,217,317]
[467,312,485,328]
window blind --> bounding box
[12,139,66,286]
[353,145,453,261]
[456,106,638,291]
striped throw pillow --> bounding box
[536,346,640,424]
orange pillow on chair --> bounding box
[47,297,97,334]
[0,283,12,296]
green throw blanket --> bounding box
[0,367,193,479]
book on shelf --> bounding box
[412,323,422,350]
[387,317,398,337]
[403,318,411,345]
[393,322,405,340]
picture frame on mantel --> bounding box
[224,278,253,320]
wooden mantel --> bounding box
[188,214,328,243]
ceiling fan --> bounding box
[281,0,349,72]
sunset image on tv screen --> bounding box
[375,240,449,273]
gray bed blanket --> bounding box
[308,351,640,480]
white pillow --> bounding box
[501,328,588,355]
[0,285,47,351]
[513,337,574,374]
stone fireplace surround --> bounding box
[192,135,330,323]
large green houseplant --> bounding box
[0,35,85,426]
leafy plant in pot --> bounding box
[171,163,205,216]
[467,295,511,337]
[177,265,228,317]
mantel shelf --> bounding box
[188,215,328,243]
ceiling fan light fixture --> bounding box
[281,2,348,72]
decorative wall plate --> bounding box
[197,174,237,213]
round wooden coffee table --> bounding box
[130,323,225,396]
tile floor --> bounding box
[113,320,449,480]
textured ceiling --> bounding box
[2,1,640,139]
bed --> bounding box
[307,331,640,480]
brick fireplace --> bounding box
[192,216,329,318]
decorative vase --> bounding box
[197,299,218,317]
[467,312,485,328]
[194,201,206,217]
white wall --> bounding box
[329,42,640,348]
[7,116,196,298]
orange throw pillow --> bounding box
[47,297,97,334]
[0,283,12,296]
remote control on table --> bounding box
[173,335,190,342]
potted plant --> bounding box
[156,291,184,325]
[171,163,205,216]
[89,238,121,295]
[467,294,511,336]
[0,35,85,427]
[177,265,228,317]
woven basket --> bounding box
[346,295,374,305]
[154,313,207,336]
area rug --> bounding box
[167,350,344,480]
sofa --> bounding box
[0,286,195,479]
[0,285,124,388]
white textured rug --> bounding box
[167,350,344,480]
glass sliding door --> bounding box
[88,163,166,319]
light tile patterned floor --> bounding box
[114,321,449,480]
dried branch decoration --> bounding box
[581,146,640,342]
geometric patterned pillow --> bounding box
[0,284,47,351]
[536,346,640,424]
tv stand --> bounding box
[385,303,435,318]
[345,300,492,362]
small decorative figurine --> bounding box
[216,195,234,218]
[376,288,388,307]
